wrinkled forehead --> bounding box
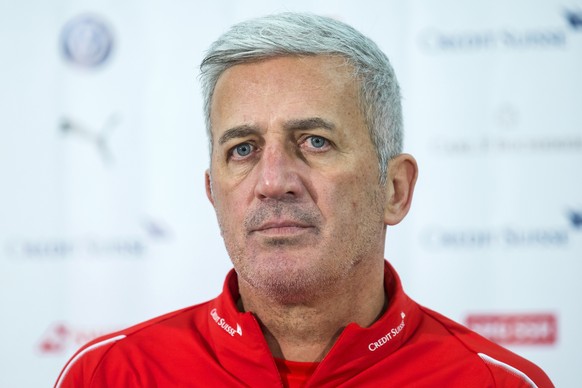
[208,55,363,140]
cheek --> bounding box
[319,173,371,218]
[211,186,242,228]
[334,166,384,217]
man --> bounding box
[55,13,553,387]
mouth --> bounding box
[251,221,315,236]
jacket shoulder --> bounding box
[54,301,211,388]
[420,306,554,388]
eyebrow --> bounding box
[217,117,335,146]
[283,117,336,132]
[218,125,260,145]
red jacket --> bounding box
[55,262,553,387]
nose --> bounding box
[254,144,305,200]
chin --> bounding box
[237,255,341,303]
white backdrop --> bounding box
[1,1,580,386]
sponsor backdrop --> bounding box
[1,0,580,386]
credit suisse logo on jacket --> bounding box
[210,308,243,337]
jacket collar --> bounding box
[206,260,422,386]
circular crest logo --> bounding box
[60,14,114,68]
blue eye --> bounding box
[309,136,326,148]
[233,143,253,157]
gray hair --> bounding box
[199,12,402,184]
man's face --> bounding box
[207,56,389,302]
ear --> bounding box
[384,154,418,226]
[205,169,215,206]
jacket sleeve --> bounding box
[478,351,554,388]
[54,334,126,388]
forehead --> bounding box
[216,55,355,91]
[209,55,362,135]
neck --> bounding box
[238,258,386,362]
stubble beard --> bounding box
[217,189,386,305]
[220,200,336,304]
[231,242,356,305]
